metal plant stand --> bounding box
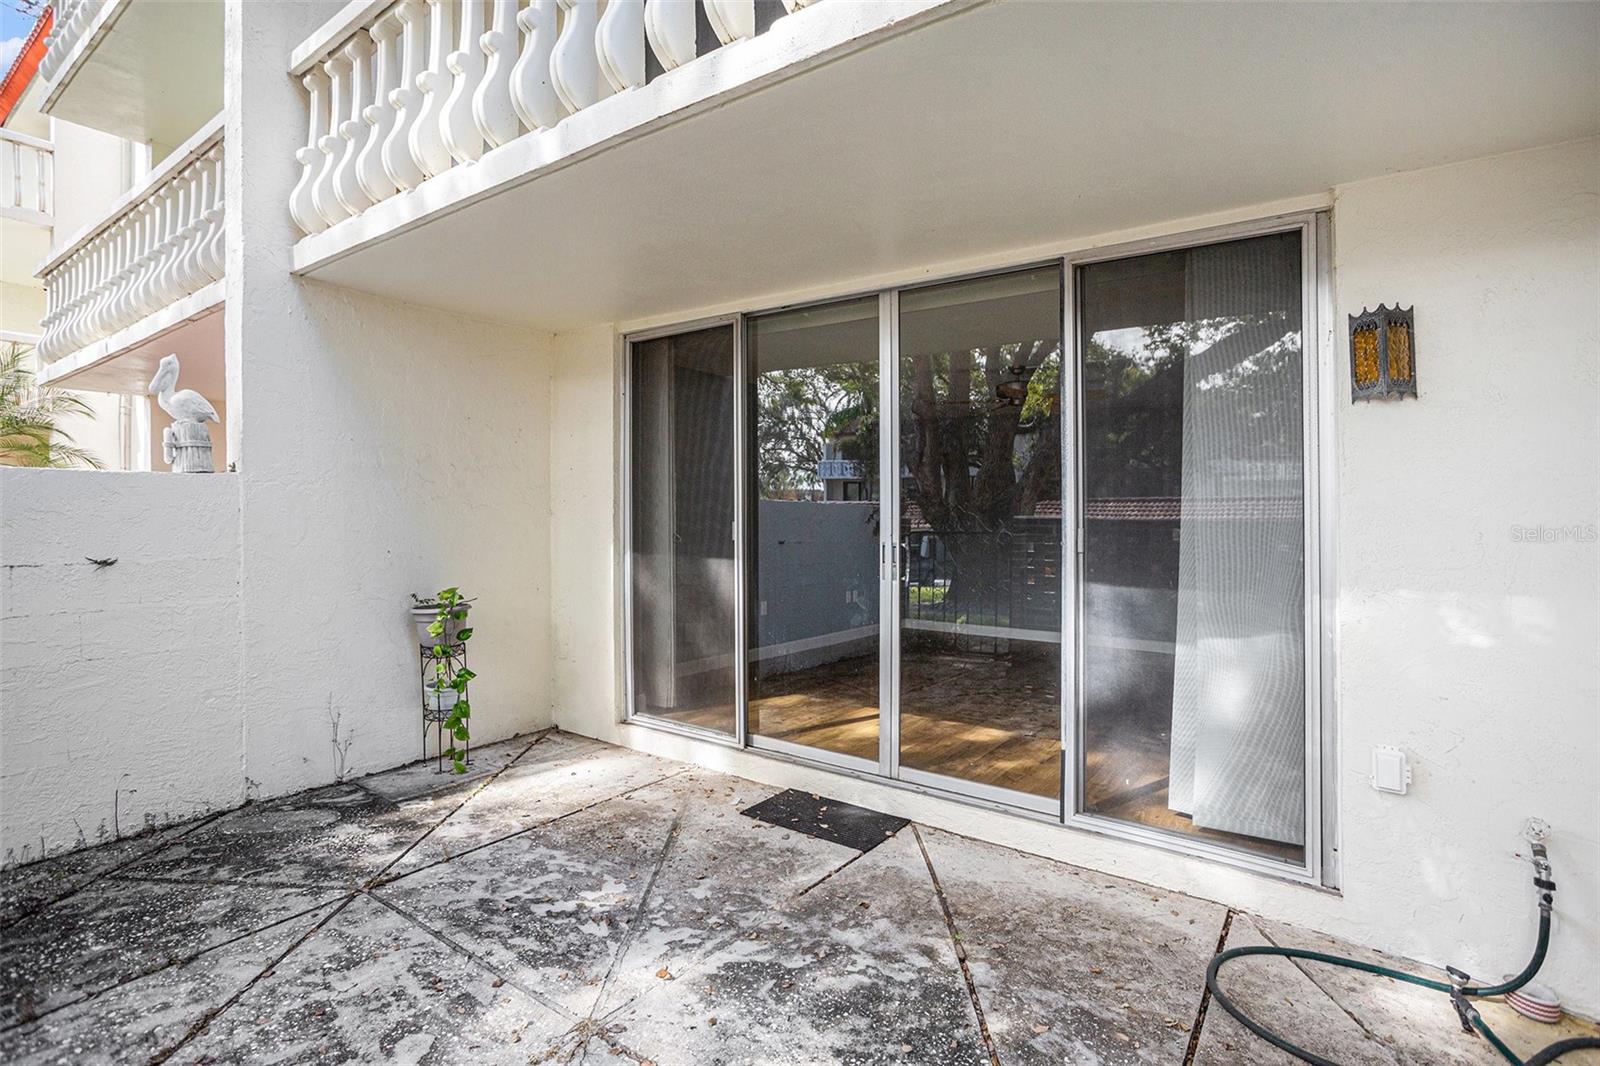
[420,639,470,773]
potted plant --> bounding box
[410,591,472,647]
[413,587,476,773]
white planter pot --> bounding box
[412,604,469,648]
[424,684,462,713]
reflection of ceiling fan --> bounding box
[995,363,1034,405]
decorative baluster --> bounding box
[126,200,160,319]
[703,0,752,44]
[175,160,209,294]
[510,0,561,130]
[334,34,377,216]
[644,0,696,71]
[551,0,609,116]
[102,226,131,332]
[69,242,99,350]
[313,53,353,226]
[200,147,225,281]
[474,0,521,148]
[87,229,118,337]
[106,216,138,329]
[409,0,457,179]
[152,179,186,305]
[443,0,488,163]
[384,0,428,191]
[359,14,402,203]
[597,0,644,93]
[290,70,330,235]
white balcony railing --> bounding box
[37,0,110,85]
[817,458,863,480]
[0,130,54,223]
[35,117,224,365]
[290,0,818,237]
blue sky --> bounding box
[1,1,44,75]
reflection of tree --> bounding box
[754,364,876,498]
[903,340,1061,536]
[1084,315,1300,500]
[903,341,1061,628]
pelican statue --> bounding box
[148,354,218,473]
[147,353,219,424]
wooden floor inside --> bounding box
[648,649,1302,864]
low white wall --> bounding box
[0,470,242,865]
[549,138,1600,1014]
[0,0,558,864]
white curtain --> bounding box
[1167,235,1306,846]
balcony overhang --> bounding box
[294,0,1600,334]
[38,285,222,396]
[42,0,222,150]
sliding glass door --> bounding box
[626,219,1321,872]
[894,268,1064,807]
[628,324,739,736]
[1075,230,1310,864]
[745,299,882,768]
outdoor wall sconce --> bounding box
[1349,305,1417,401]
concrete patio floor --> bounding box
[3,730,1596,1065]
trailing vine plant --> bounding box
[419,587,476,773]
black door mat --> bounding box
[740,789,909,852]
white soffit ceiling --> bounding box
[304,0,1600,333]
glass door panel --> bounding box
[629,325,738,736]
[896,267,1064,802]
[1078,231,1306,863]
[746,299,881,765]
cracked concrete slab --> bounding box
[371,769,769,1021]
[116,778,474,889]
[0,900,340,1066]
[587,828,988,1066]
[590,770,862,1013]
[5,731,1598,1066]
[176,894,572,1064]
[0,876,338,1028]
[355,734,540,804]
[1,820,205,928]
[380,734,681,878]
[1249,915,1600,1066]
[919,825,1226,1065]
[1193,913,1392,1065]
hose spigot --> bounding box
[1524,818,1555,913]
[1446,966,1478,1035]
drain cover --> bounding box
[740,789,908,852]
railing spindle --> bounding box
[475,0,522,148]
[511,0,561,131]
[410,0,457,179]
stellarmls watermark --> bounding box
[1509,523,1598,543]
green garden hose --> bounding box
[1205,837,1600,1065]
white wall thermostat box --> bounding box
[1371,746,1411,794]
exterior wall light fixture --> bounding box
[1349,304,1417,401]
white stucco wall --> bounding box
[46,121,133,252]
[1329,137,1599,1017]
[547,138,1600,1014]
[0,470,243,865]
[226,0,556,802]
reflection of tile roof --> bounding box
[1087,497,1301,521]
[903,496,1298,530]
